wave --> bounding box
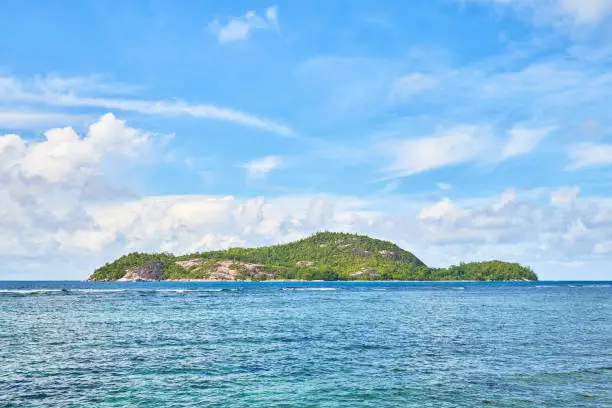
[155,289,241,293]
[70,289,128,293]
[0,288,241,295]
[281,288,337,291]
[0,289,64,294]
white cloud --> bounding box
[418,198,469,221]
[242,155,282,178]
[4,118,612,280]
[391,73,438,98]
[33,75,142,95]
[562,219,588,243]
[381,125,493,178]
[501,127,553,159]
[0,114,157,272]
[0,76,293,136]
[469,0,612,24]
[0,111,91,130]
[377,180,401,195]
[551,186,580,207]
[493,189,517,211]
[375,122,558,179]
[1,113,148,182]
[593,241,612,254]
[567,142,612,169]
[436,182,452,190]
[558,0,612,23]
[210,5,279,43]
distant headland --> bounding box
[88,232,538,282]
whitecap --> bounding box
[281,288,336,291]
[70,289,127,293]
[0,289,63,294]
[154,289,238,293]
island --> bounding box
[88,232,538,282]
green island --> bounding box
[88,232,538,282]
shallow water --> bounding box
[1,281,611,407]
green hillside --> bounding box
[88,232,538,281]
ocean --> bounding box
[1,281,611,407]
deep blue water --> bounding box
[1,281,611,407]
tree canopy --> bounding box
[89,232,537,281]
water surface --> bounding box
[1,281,611,407]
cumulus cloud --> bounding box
[3,178,612,280]
[593,241,612,254]
[492,189,517,211]
[0,114,156,270]
[551,186,580,207]
[562,219,589,243]
[209,5,280,43]
[1,113,148,182]
[418,198,469,221]
[3,116,612,280]
[242,155,283,178]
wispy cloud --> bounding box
[466,0,612,25]
[380,125,493,178]
[242,155,283,178]
[32,75,143,95]
[391,73,438,99]
[501,127,554,159]
[0,76,294,136]
[209,5,280,43]
[376,124,554,179]
[0,111,91,130]
[558,0,612,23]
[567,142,612,170]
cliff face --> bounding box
[117,262,164,281]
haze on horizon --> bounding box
[1,0,611,281]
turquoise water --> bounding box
[1,281,611,407]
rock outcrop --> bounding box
[118,262,164,281]
[205,261,275,281]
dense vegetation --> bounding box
[89,232,538,281]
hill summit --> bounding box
[88,232,538,282]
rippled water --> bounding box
[1,281,611,407]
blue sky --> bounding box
[1,0,612,280]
